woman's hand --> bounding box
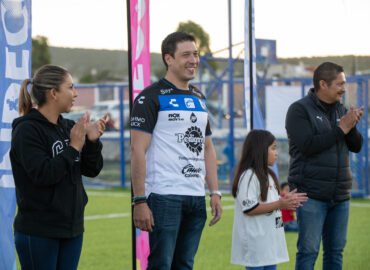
[70,113,88,151]
[86,113,108,142]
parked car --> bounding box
[90,100,130,129]
[62,110,100,123]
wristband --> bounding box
[209,190,222,198]
[132,195,147,200]
[132,198,147,206]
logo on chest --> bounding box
[52,140,69,158]
[182,164,202,178]
[175,126,204,156]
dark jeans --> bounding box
[14,231,83,270]
[295,198,350,270]
[147,193,207,270]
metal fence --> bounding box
[72,76,369,197]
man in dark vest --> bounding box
[285,62,363,270]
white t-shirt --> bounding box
[130,79,212,197]
[231,169,289,267]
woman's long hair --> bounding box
[231,129,280,201]
[18,65,69,115]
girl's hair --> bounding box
[231,129,280,201]
[18,65,69,115]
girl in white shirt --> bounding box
[231,130,307,270]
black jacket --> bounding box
[285,89,363,202]
[10,109,103,238]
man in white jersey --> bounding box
[130,32,222,270]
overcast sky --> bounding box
[32,0,370,58]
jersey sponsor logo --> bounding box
[178,156,204,162]
[138,96,145,104]
[175,126,204,156]
[168,113,184,121]
[131,116,146,127]
[199,99,207,111]
[182,164,202,178]
[190,112,197,123]
[184,98,195,109]
[160,88,174,95]
[242,199,256,207]
[169,98,179,107]
[275,216,283,228]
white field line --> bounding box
[87,191,130,197]
[351,203,370,208]
[84,203,370,221]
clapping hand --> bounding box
[354,106,364,125]
[70,113,88,151]
[86,112,108,142]
[280,189,308,210]
[338,105,364,134]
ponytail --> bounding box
[18,65,70,116]
[18,79,33,115]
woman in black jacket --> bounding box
[10,65,106,270]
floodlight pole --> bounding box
[227,0,235,182]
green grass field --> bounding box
[76,188,370,270]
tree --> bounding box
[176,21,217,72]
[32,35,51,75]
[176,21,211,55]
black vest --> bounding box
[287,90,352,202]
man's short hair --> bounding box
[161,32,196,70]
[313,62,344,91]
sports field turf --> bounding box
[77,188,370,270]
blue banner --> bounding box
[0,0,32,269]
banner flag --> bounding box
[130,0,150,103]
[244,0,279,176]
[244,0,264,131]
[128,0,151,269]
[0,0,32,269]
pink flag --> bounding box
[129,0,151,269]
[130,0,151,102]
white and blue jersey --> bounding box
[130,78,211,196]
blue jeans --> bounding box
[246,265,277,270]
[147,193,207,270]
[14,231,83,270]
[295,198,350,270]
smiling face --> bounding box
[55,73,77,113]
[267,139,278,167]
[318,72,346,104]
[165,40,199,86]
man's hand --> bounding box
[354,106,364,125]
[209,195,222,226]
[133,203,154,232]
[338,105,363,134]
